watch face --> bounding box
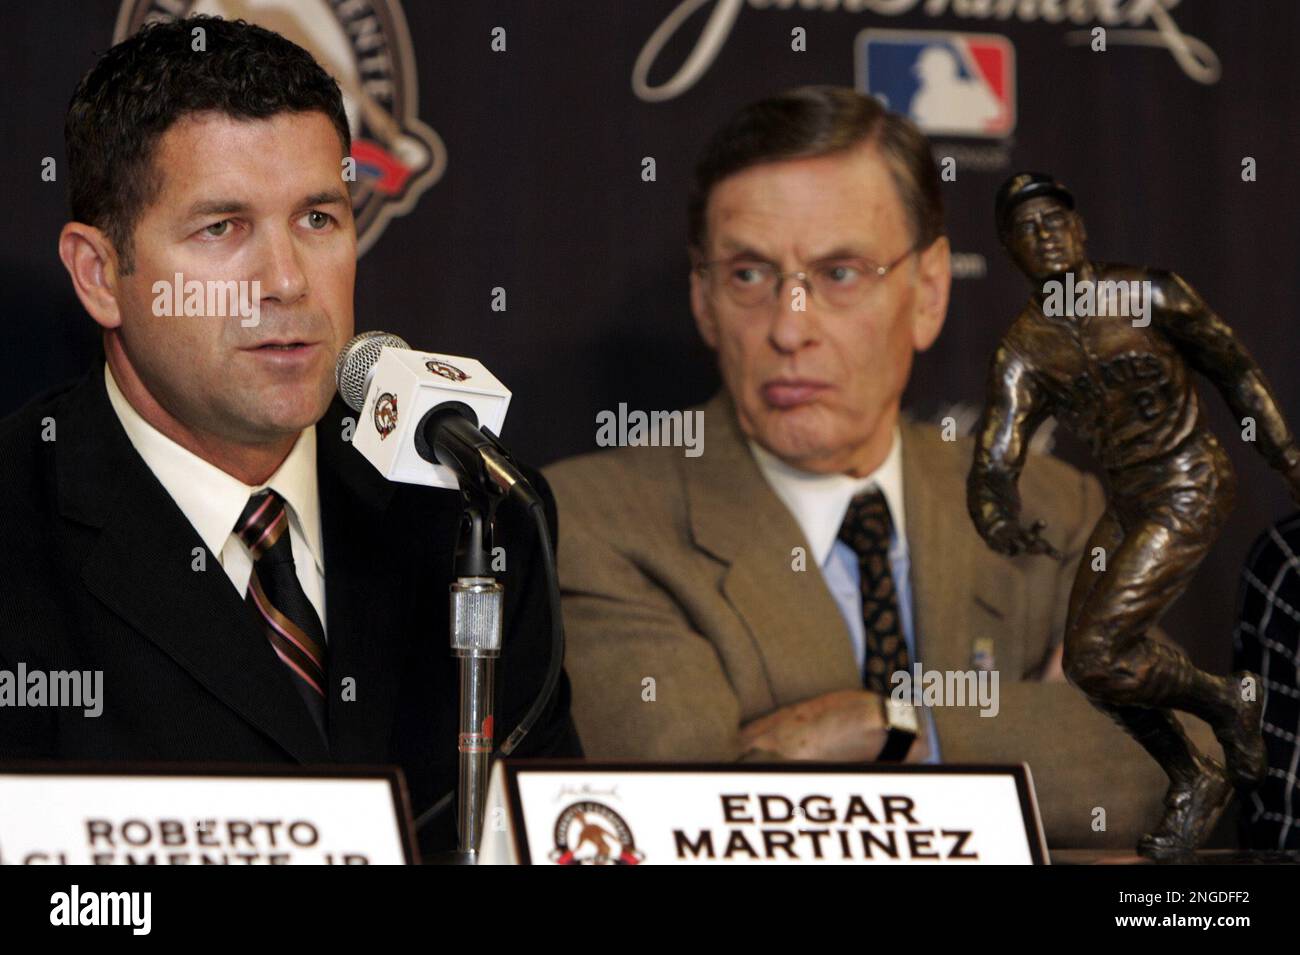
[885,699,921,734]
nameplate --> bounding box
[0,763,417,865]
[480,761,1047,865]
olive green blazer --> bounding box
[545,391,1221,849]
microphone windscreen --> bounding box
[336,330,411,411]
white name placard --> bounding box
[480,761,1047,865]
[0,764,417,865]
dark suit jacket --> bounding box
[0,367,580,856]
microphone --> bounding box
[334,330,559,862]
[335,329,407,412]
[334,330,534,502]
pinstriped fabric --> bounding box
[838,489,909,695]
[235,489,328,739]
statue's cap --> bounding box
[996,172,1074,235]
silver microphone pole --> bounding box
[450,574,503,859]
[335,332,537,862]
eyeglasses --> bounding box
[695,248,915,309]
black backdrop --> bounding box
[3,0,1298,671]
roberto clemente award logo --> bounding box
[550,802,644,865]
[425,359,469,382]
[114,0,445,256]
[372,392,398,440]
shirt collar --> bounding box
[749,425,907,567]
[104,364,324,574]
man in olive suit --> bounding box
[546,88,1224,849]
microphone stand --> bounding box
[448,485,503,864]
[411,402,547,865]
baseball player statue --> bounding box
[967,172,1300,858]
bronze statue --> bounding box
[967,172,1300,859]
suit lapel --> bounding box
[687,393,859,710]
[62,371,331,763]
[315,400,408,762]
[684,401,1027,705]
[900,420,1024,676]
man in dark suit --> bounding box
[0,16,578,857]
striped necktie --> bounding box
[235,489,328,739]
[837,488,909,694]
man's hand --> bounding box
[740,689,888,761]
[982,518,1062,559]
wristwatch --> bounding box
[877,697,919,762]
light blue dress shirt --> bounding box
[750,434,942,763]
[822,530,941,763]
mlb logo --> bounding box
[856,29,1016,138]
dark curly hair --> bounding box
[65,15,350,273]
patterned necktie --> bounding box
[837,488,909,694]
[235,489,328,739]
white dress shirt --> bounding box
[104,364,328,638]
[749,427,940,761]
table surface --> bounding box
[1052,848,1300,865]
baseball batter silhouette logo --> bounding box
[857,29,1015,138]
